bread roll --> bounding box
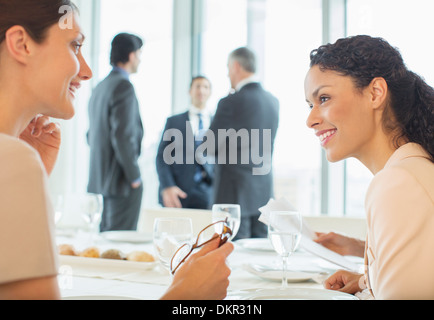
[58,244,76,256]
[126,251,155,262]
[79,247,100,258]
[101,249,125,260]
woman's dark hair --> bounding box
[310,35,434,161]
[0,0,77,45]
[110,33,144,66]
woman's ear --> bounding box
[370,77,388,110]
[4,26,33,65]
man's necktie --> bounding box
[194,113,204,182]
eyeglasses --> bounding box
[170,218,232,275]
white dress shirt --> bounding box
[188,105,211,137]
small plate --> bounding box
[235,238,274,252]
[59,255,156,271]
[100,231,153,243]
[227,288,359,300]
[242,264,324,283]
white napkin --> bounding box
[259,198,360,272]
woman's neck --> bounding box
[0,90,35,137]
[356,133,399,175]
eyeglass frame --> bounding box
[169,218,232,275]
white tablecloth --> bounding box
[56,230,366,300]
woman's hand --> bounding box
[315,232,365,257]
[19,115,61,176]
[324,270,366,295]
[161,238,234,300]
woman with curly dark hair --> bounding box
[305,35,434,299]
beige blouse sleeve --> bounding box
[0,136,58,285]
[365,166,434,299]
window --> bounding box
[201,0,248,112]
[98,0,173,207]
[264,0,323,216]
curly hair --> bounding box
[310,35,434,161]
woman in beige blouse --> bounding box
[304,35,434,299]
[0,0,233,300]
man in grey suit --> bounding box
[209,47,279,240]
[87,33,144,232]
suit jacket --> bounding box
[87,69,144,197]
[365,143,434,299]
[156,111,214,206]
[209,82,279,217]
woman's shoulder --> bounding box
[366,145,434,215]
[0,134,43,172]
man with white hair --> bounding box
[209,47,280,240]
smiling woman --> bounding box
[0,0,93,300]
[0,2,234,301]
[305,35,434,300]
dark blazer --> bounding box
[156,111,214,207]
[209,82,279,217]
[87,70,144,197]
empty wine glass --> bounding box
[268,211,302,289]
[153,217,193,274]
[80,193,103,243]
[212,204,240,240]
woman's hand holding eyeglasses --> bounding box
[19,115,61,176]
[161,237,234,300]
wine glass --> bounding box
[212,204,240,240]
[268,211,302,289]
[153,217,193,274]
[53,195,64,226]
[80,193,103,243]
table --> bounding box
[56,230,366,300]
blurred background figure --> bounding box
[87,33,144,232]
[209,47,280,240]
[156,76,214,209]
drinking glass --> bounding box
[268,211,302,289]
[212,204,240,240]
[53,195,64,225]
[153,218,193,273]
[80,193,103,243]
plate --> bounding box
[242,264,325,283]
[235,238,274,252]
[100,231,153,243]
[227,288,359,300]
[63,295,141,300]
[59,255,156,272]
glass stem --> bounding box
[282,255,289,288]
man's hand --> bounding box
[162,186,188,208]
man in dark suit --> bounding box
[156,76,214,209]
[209,47,279,239]
[87,33,144,232]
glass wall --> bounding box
[201,0,248,112]
[263,0,323,216]
[98,0,173,207]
